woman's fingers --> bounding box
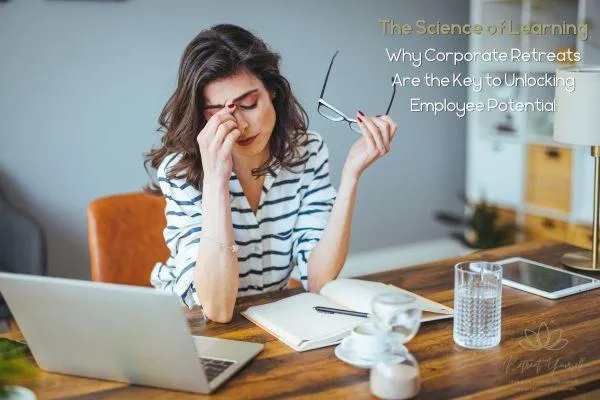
[198,104,237,145]
[380,115,398,139]
[221,129,242,158]
[197,104,239,181]
[358,112,386,154]
[372,116,392,152]
[211,120,238,152]
[356,116,376,152]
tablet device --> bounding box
[497,257,600,299]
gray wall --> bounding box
[0,0,468,279]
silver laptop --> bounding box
[0,272,263,394]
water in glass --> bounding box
[453,261,502,349]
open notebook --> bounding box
[242,278,454,352]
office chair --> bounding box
[87,192,170,286]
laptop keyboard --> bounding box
[199,357,234,382]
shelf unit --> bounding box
[466,0,600,249]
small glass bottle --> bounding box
[370,349,420,400]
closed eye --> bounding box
[240,102,258,110]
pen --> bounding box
[313,306,370,318]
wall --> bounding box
[0,0,468,278]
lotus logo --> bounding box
[519,322,568,351]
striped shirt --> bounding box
[150,132,337,309]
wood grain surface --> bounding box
[5,240,600,399]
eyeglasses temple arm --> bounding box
[320,50,340,99]
[385,78,397,115]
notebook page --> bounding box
[319,279,394,312]
[421,311,453,322]
[320,278,454,315]
[242,292,364,349]
[387,285,454,315]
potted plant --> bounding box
[434,195,518,250]
[0,339,37,400]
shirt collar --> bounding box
[228,163,281,198]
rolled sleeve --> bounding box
[291,136,337,290]
[149,153,203,309]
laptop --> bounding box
[0,272,263,394]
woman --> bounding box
[146,24,397,323]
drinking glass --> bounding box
[372,293,422,345]
[453,261,503,349]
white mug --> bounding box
[348,322,386,360]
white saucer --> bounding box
[334,333,408,369]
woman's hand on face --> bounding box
[343,113,398,180]
[197,104,242,184]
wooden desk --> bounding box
[6,240,600,399]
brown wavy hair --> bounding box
[144,24,309,194]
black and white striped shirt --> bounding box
[150,132,337,309]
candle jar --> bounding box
[370,349,420,400]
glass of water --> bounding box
[453,261,503,349]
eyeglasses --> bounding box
[318,50,396,134]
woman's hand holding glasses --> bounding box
[343,112,398,180]
[318,51,399,180]
[197,104,242,184]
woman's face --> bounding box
[202,70,276,163]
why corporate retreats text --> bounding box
[380,19,588,117]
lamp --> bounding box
[553,66,600,271]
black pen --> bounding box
[313,306,370,318]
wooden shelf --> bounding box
[467,0,599,244]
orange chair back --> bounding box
[87,192,169,286]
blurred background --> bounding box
[0,0,469,280]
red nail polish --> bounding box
[357,117,363,123]
[358,110,365,116]
[228,103,235,109]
